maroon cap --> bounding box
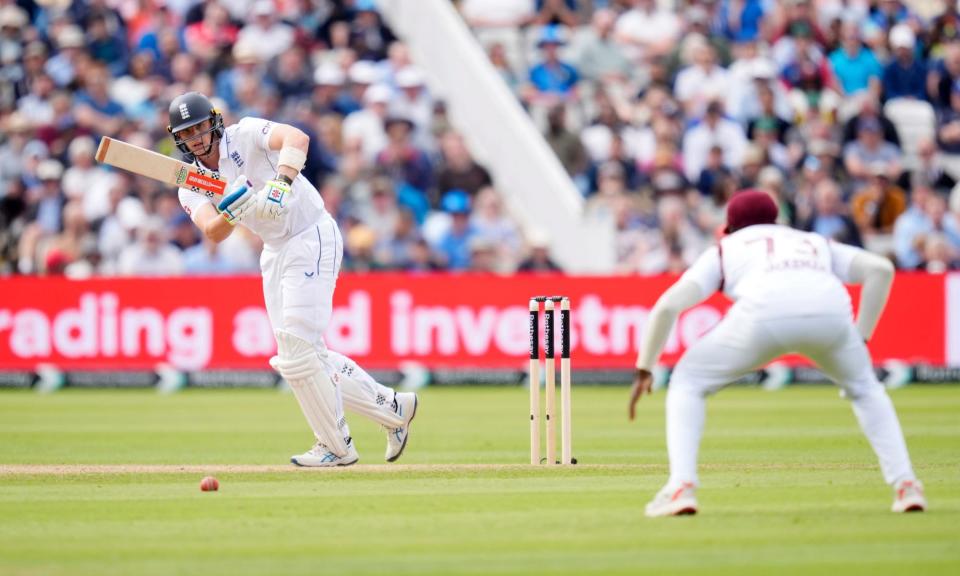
[724,189,778,234]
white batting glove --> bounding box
[217,175,255,226]
[255,178,292,221]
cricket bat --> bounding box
[95,136,227,199]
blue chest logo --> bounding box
[230,151,245,168]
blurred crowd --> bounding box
[2,0,960,277]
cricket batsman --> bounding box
[168,92,416,466]
[629,189,927,516]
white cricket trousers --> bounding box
[666,305,917,488]
[261,215,399,430]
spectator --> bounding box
[374,207,420,269]
[844,117,902,188]
[375,116,432,194]
[524,25,579,105]
[586,134,638,195]
[311,63,353,117]
[532,0,579,27]
[349,0,396,61]
[615,0,681,63]
[404,237,443,272]
[929,8,960,56]
[828,19,881,98]
[184,2,237,64]
[117,216,183,276]
[434,131,493,205]
[882,24,927,102]
[73,62,125,137]
[842,95,901,146]
[471,186,522,269]
[342,83,391,163]
[391,67,433,147]
[544,103,588,177]
[434,189,476,271]
[45,25,87,88]
[265,47,313,103]
[850,166,908,236]
[488,42,520,93]
[919,233,959,273]
[905,137,956,194]
[237,1,295,62]
[745,80,792,143]
[936,79,960,154]
[870,0,911,30]
[802,179,863,247]
[575,9,633,87]
[517,231,562,272]
[342,224,384,273]
[696,145,733,198]
[928,41,960,111]
[60,136,114,222]
[681,100,747,183]
[86,12,128,77]
[892,185,936,269]
[674,39,730,118]
[719,0,765,43]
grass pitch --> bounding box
[0,385,957,575]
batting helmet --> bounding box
[166,92,224,159]
[724,189,779,234]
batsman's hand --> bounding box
[255,178,292,221]
[217,175,255,225]
[628,368,654,421]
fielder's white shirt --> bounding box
[178,117,327,247]
[680,225,861,318]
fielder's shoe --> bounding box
[644,482,698,517]
[384,392,418,462]
[892,479,926,513]
[291,437,359,467]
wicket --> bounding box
[528,296,573,465]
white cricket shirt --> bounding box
[680,224,861,317]
[178,117,327,247]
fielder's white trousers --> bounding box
[666,305,917,488]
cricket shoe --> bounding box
[644,482,698,517]
[291,437,359,467]
[384,392,418,462]
[892,479,926,513]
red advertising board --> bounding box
[0,273,950,371]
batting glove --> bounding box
[255,178,292,221]
[217,176,255,225]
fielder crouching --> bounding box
[629,189,926,516]
[168,92,417,466]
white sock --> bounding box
[666,384,706,487]
[850,386,916,486]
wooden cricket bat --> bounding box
[95,136,227,199]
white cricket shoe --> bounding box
[892,479,926,513]
[291,437,359,467]
[384,392,418,462]
[644,482,698,517]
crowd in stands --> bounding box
[2,0,960,277]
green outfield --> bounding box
[1,386,958,575]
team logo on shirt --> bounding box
[230,151,244,168]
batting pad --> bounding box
[270,330,349,456]
[328,351,404,429]
[340,375,404,429]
